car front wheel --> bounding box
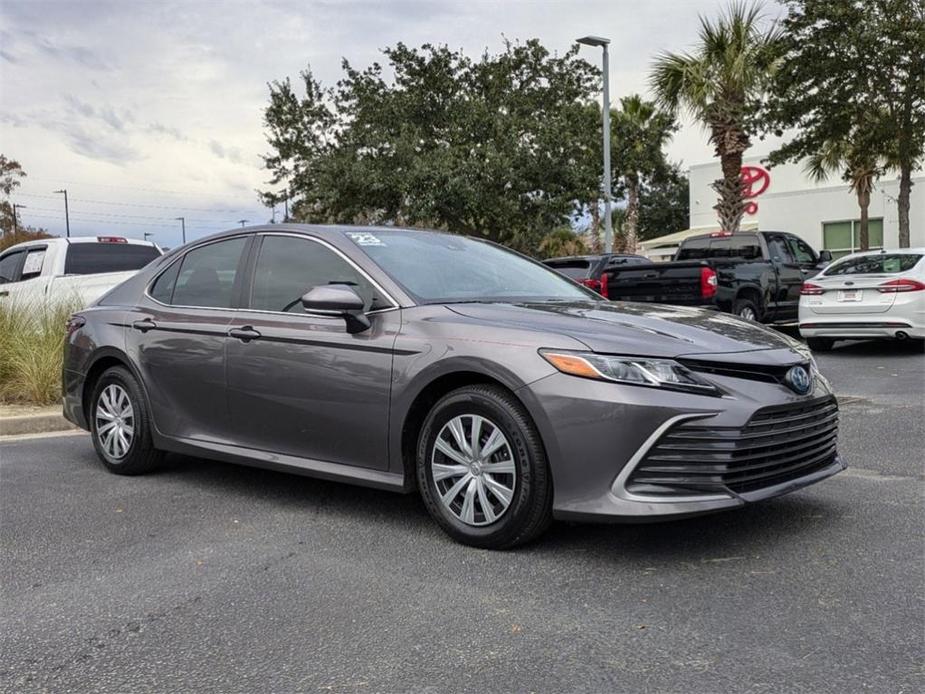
[90,366,162,475]
[416,385,552,549]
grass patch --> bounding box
[0,300,80,405]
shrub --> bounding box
[0,299,79,405]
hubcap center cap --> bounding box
[469,460,483,476]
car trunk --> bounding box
[804,275,898,315]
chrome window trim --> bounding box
[143,231,402,317]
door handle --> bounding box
[132,318,157,332]
[228,326,262,342]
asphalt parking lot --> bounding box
[1,340,923,694]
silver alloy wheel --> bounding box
[739,306,757,321]
[95,384,135,460]
[431,414,516,527]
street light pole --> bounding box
[238,219,248,228]
[175,216,186,244]
[576,35,613,253]
[53,189,70,238]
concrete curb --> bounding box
[0,412,79,437]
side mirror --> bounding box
[301,284,370,334]
[818,250,833,265]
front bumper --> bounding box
[518,363,845,522]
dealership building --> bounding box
[640,154,925,261]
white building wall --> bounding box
[689,154,925,251]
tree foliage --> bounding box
[0,155,50,244]
[764,0,925,248]
[650,2,780,234]
[261,40,603,253]
[637,164,690,241]
[611,95,677,252]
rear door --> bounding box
[765,233,803,319]
[225,233,399,470]
[126,235,251,442]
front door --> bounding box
[127,235,250,442]
[225,233,399,470]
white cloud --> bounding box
[0,0,782,246]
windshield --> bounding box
[344,230,594,303]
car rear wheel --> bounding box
[90,366,162,475]
[416,385,552,549]
[806,337,835,352]
[733,297,761,322]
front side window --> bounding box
[0,250,24,284]
[345,230,592,304]
[170,237,247,308]
[785,236,817,264]
[250,235,386,313]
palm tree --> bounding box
[538,228,587,259]
[612,95,676,253]
[806,139,884,251]
[650,2,780,233]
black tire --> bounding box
[416,385,552,549]
[732,296,762,322]
[806,337,835,352]
[89,366,163,475]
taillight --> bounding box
[876,278,925,293]
[580,278,603,295]
[65,314,86,337]
[700,267,717,299]
[800,282,825,295]
[599,272,610,299]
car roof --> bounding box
[833,248,925,261]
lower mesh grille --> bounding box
[627,396,839,497]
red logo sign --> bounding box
[741,165,770,215]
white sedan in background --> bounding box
[799,248,925,350]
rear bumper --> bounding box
[800,320,922,339]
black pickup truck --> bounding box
[606,231,832,323]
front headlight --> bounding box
[540,350,720,395]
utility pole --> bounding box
[238,219,248,228]
[11,204,26,235]
[143,231,155,242]
[175,216,186,244]
[576,36,613,253]
[284,197,289,222]
[53,189,70,237]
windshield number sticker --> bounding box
[348,232,385,247]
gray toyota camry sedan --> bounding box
[63,225,845,548]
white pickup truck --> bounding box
[0,236,162,309]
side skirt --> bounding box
[155,435,410,493]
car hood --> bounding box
[446,300,807,361]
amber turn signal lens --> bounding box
[540,352,601,379]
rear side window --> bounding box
[64,243,161,275]
[544,260,591,280]
[21,249,46,280]
[149,259,181,304]
[171,237,247,308]
[824,253,923,276]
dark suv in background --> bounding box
[543,253,649,297]
[604,231,832,323]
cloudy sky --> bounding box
[0,0,784,247]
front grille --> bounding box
[678,358,811,386]
[626,397,839,497]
